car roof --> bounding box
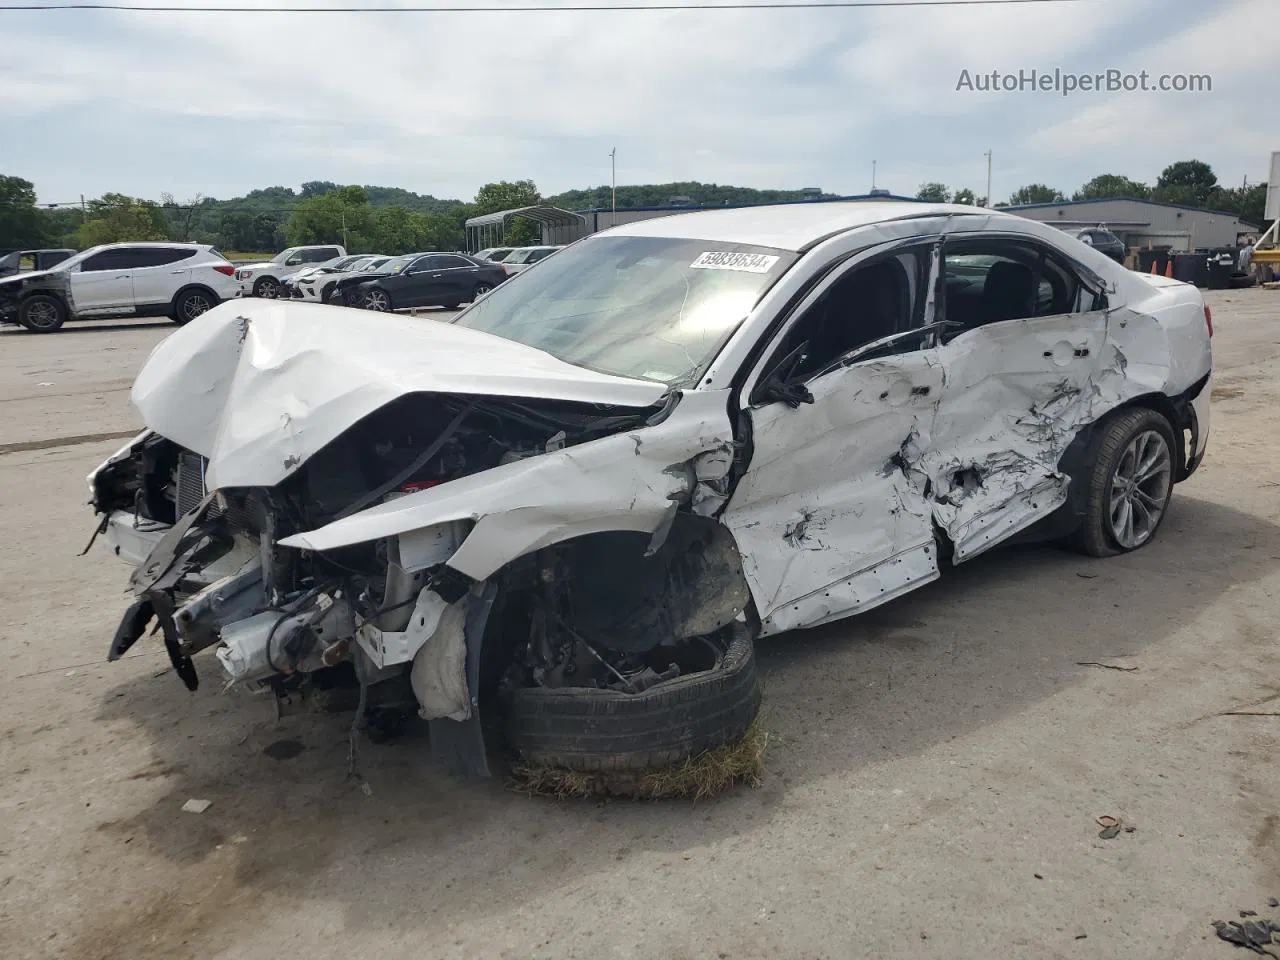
[602,200,1015,252]
[96,241,205,249]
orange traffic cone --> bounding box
[1164,258,1174,278]
[1150,259,1158,274]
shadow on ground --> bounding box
[74,494,1280,958]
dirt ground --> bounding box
[1,293,1278,960]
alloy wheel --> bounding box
[1107,429,1172,549]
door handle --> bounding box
[431,273,443,278]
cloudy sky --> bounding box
[1,0,1273,207]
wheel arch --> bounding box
[170,283,220,309]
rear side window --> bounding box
[306,248,341,262]
[133,247,195,267]
[527,249,555,263]
[943,239,1082,329]
[436,255,473,269]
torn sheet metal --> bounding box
[280,391,737,582]
[723,354,942,635]
[131,299,670,490]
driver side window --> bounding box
[767,246,930,383]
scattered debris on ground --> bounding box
[181,798,212,814]
[1095,814,1137,839]
[1212,914,1279,956]
[509,722,767,801]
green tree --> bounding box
[300,180,338,199]
[73,193,169,248]
[1153,159,1218,207]
[916,183,951,203]
[473,179,541,215]
[283,186,374,248]
[1213,183,1268,225]
[0,175,50,249]
[1073,174,1150,200]
[366,206,464,254]
[953,188,977,205]
[1008,184,1065,205]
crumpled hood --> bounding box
[131,299,669,489]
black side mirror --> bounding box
[752,340,814,408]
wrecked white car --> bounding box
[88,202,1211,777]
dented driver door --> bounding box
[723,241,946,636]
[923,234,1110,562]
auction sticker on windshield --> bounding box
[690,251,780,273]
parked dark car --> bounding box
[0,248,76,278]
[341,253,509,311]
[1068,228,1127,263]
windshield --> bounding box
[453,235,796,385]
[379,256,412,274]
[361,257,390,271]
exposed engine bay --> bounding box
[91,388,753,776]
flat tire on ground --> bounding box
[504,624,760,772]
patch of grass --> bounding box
[508,721,768,801]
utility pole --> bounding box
[984,149,993,207]
[871,160,877,191]
[610,147,617,220]
[341,209,348,249]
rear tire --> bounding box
[504,624,760,772]
[1066,408,1177,557]
[18,294,67,333]
[171,288,217,325]
[470,282,493,302]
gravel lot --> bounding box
[1,293,1278,960]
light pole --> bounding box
[610,147,617,220]
[984,149,993,207]
[871,159,877,191]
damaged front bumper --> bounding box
[88,375,750,780]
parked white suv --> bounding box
[234,245,346,299]
[0,242,240,333]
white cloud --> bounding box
[1,0,1266,203]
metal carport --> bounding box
[464,206,586,252]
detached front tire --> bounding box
[504,624,760,772]
[18,294,67,333]
[1067,407,1177,557]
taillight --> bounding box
[1203,303,1213,338]
[213,264,236,276]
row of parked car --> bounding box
[235,244,563,312]
[0,241,562,332]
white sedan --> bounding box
[88,201,1211,778]
[290,255,390,303]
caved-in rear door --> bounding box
[924,236,1108,562]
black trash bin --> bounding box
[1136,249,1166,275]
[1173,253,1209,286]
[1206,254,1234,290]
